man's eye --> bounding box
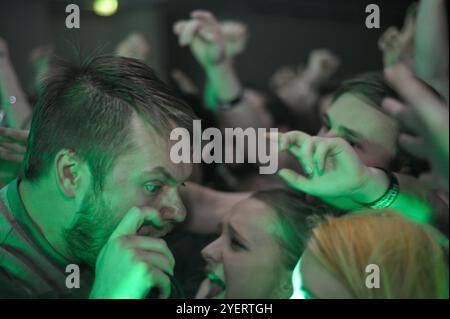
[144,183,162,195]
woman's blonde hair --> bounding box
[307,209,449,299]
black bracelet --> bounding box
[357,168,400,209]
[217,92,244,110]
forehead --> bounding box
[327,93,397,138]
[109,113,192,182]
[227,198,282,241]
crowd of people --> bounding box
[0,1,448,299]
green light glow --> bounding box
[290,257,305,299]
[93,0,118,16]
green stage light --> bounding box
[93,0,118,17]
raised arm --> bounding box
[275,131,449,235]
[415,0,449,102]
[174,10,266,129]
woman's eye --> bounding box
[230,238,246,251]
[144,183,162,195]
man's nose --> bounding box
[159,187,186,223]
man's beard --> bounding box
[64,186,118,268]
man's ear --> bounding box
[54,150,84,198]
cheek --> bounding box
[224,249,283,298]
[105,186,158,219]
[356,143,395,169]
[223,252,258,298]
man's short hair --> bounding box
[23,55,196,187]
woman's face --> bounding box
[199,198,292,299]
[318,93,399,169]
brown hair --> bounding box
[251,189,331,269]
[307,209,449,299]
[23,55,196,189]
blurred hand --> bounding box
[274,131,376,199]
[115,32,151,61]
[305,49,340,86]
[270,65,300,91]
[90,207,175,299]
[221,20,248,58]
[378,26,414,68]
[383,63,449,192]
[173,10,226,68]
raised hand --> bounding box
[383,63,449,191]
[221,20,248,58]
[115,32,151,61]
[304,49,340,86]
[174,10,226,68]
[274,131,385,202]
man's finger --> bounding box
[313,142,331,176]
[191,10,219,28]
[278,131,310,151]
[298,137,316,176]
[150,268,171,299]
[278,168,314,193]
[179,19,201,46]
[384,63,446,124]
[135,249,174,277]
[127,237,175,269]
[110,207,162,240]
[173,20,188,35]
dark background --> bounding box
[0,0,414,95]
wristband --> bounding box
[217,92,244,110]
[359,168,399,209]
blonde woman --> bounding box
[296,209,448,299]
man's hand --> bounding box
[304,49,340,86]
[221,20,248,58]
[383,63,449,192]
[115,32,151,61]
[174,10,226,68]
[90,207,175,299]
[275,131,388,203]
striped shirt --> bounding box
[0,180,93,298]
